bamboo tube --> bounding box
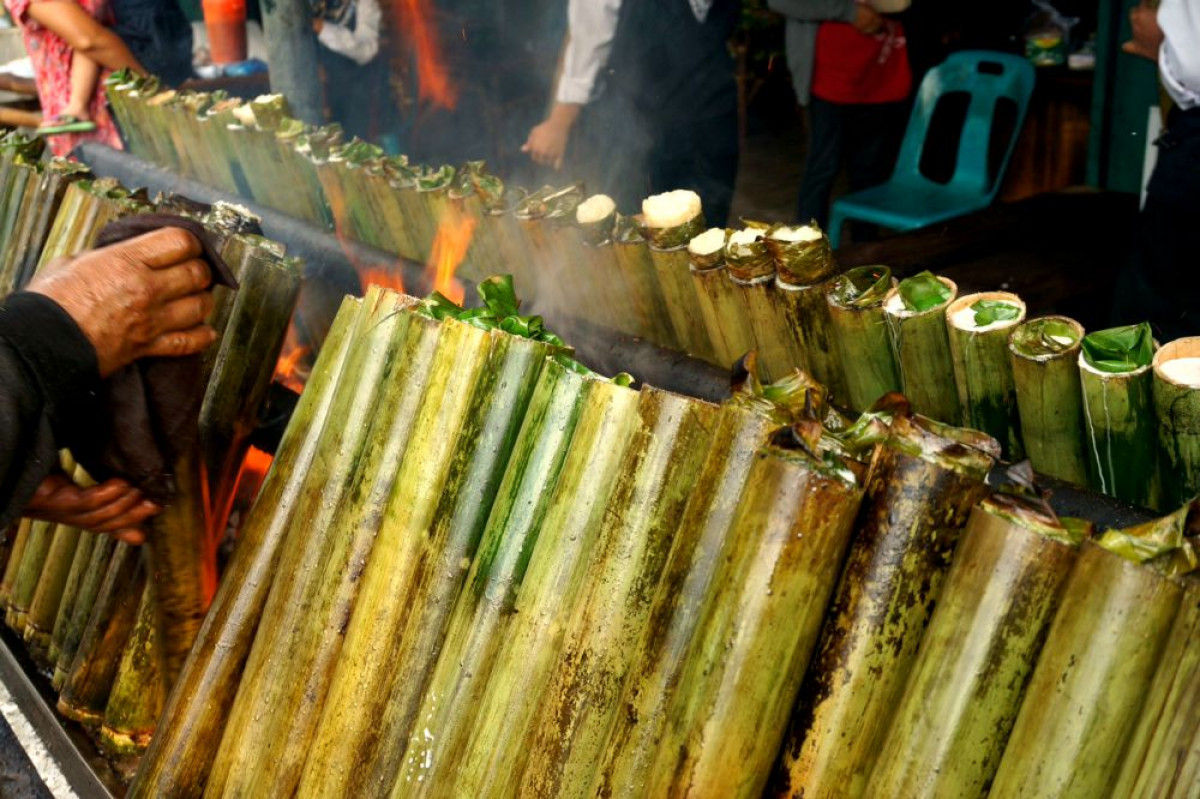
[205,293,435,798]
[390,359,591,795]
[1113,572,1200,797]
[0,518,32,609]
[826,265,902,413]
[648,443,865,799]
[52,535,118,690]
[1009,316,1089,484]
[38,179,149,269]
[8,159,90,292]
[0,164,41,293]
[574,197,637,334]
[128,297,362,799]
[612,214,676,346]
[775,277,850,404]
[99,581,164,756]
[771,411,999,798]
[6,519,57,633]
[867,495,1085,798]
[946,291,1027,460]
[415,165,457,263]
[22,518,83,664]
[883,273,959,423]
[726,227,793,380]
[1079,323,1161,509]
[0,162,38,276]
[46,527,97,667]
[689,229,755,369]
[640,195,712,361]
[299,334,554,798]
[1153,337,1200,507]
[57,543,144,726]
[989,541,1186,798]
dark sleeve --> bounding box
[0,292,101,528]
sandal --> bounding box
[36,115,97,135]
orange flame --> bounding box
[360,267,408,293]
[274,324,312,394]
[397,0,458,110]
[426,209,476,305]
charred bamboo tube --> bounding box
[22,518,84,664]
[989,541,1186,798]
[775,277,850,405]
[46,528,97,667]
[1079,323,1161,509]
[1009,316,1089,484]
[57,544,144,726]
[771,411,999,798]
[726,227,792,380]
[883,273,959,423]
[946,291,1028,460]
[53,535,118,690]
[826,265,902,413]
[99,581,164,756]
[648,444,865,799]
[0,518,32,608]
[867,495,1085,798]
[484,387,718,799]
[1113,572,1200,797]
[6,519,57,633]
[689,229,755,370]
[391,359,591,794]
[1153,337,1200,507]
[293,318,500,798]
[299,334,556,798]
[612,214,678,348]
[205,293,434,798]
[127,296,361,799]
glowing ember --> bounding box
[275,325,312,394]
[397,0,458,110]
[427,209,476,305]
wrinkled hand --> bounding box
[1122,3,1163,61]
[27,227,217,377]
[852,3,885,35]
[25,473,157,544]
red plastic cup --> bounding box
[202,0,248,65]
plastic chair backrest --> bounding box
[890,51,1036,198]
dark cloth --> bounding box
[318,44,390,143]
[110,0,193,86]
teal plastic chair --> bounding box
[828,50,1036,248]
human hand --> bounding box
[313,17,324,34]
[852,3,885,35]
[1122,3,1163,61]
[522,117,572,170]
[27,228,218,378]
[25,473,158,544]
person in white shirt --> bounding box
[312,0,385,141]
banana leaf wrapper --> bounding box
[390,359,590,795]
[946,291,1027,461]
[22,517,84,664]
[1010,316,1089,484]
[883,275,959,423]
[205,292,435,798]
[127,296,361,799]
[772,410,999,798]
[649,443,865,799]
[1079,353,1162,509]
[764,223,839,285]
[52,535,118,691]
[57,543,144,727]
[643,215,713,360]
[868,495,1085,799]
[613,214,677,346]
[1153,337,1200,507]
[99,581,164,757]
[0,518,32,608]
[827,265,902,412]
[46,526,97,667]
[989,541,1186,798]
[449,377,642,799]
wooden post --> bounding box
[261,0,323,124]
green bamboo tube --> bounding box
[8,159,90,292]
[771,411,999,798]
[99,581,164,756]
[37,179,148,270]
[866,495,1085,799]
[57,543,144,726]
[592,400,779,799]
[725,227,792,380]
[127,296,362,799]
[946,291,1028,460]
[775,277,850,403]
[0,518,32,608]
[46,527,97,668]
[689,230,755,370]
[1113,572,1199,797]
[272,121,327,229]
[826,264,902,413]
[1079,324,1162,509]
[989,542,1185,798]
[883,273,959,423]
[390,359,591,795]
[483,189,540,302]
[6,519,57,633]
[574,198,637,334]
[1153,337,1200,507]
[611,214,676,346]
[414,166,457,264]
[0,163,42,293]
[53,535,118,691]
[143,90,184,172]
[540,191,590,318]
[22,518,83,664]
[648,444,865,799]
[205,294,437,798]
[640,197,712,360]
[198,97,248,197]
[0,162,38,285]
[1009,316,1089,484]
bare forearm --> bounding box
[26,1,146,74]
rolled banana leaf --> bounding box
[46,526,97,666]
[99,581,164,757]
[641,202,712,361]
[883,272,959,423]
[1079,322,1161,509]
[989,520,1193,798]
[22,517,83,664]
[764,222,838,286]
[0,518,32,608]
[5,519,56,633]
[772,408,999,798]
[390,359,591,795]
[52,535,118,691]
[827,265,902,412]
[205,293,435,798]
[1153,337,1200,507]
[127,296,362,799]
[1009,316,1089,484]
[946,291,1027,460]
[648,440,865,799]
[689,229,755,370]
[868,490,1086,798]
[612,214,677,347]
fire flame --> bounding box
[397,0,458,110]
[426,209,476,305]
[360,267,408,293]
[274,324,311,395]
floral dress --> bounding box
[5,0,123,157]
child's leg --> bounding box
[63,50,101,120]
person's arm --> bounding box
[25,0,146,74]
[315,0,381,66]
[1157,0,1200,109]
[767,0,859,24]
